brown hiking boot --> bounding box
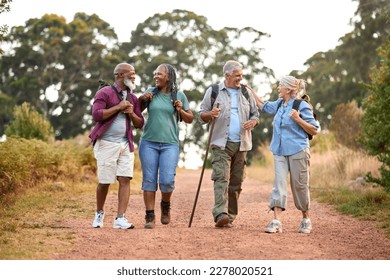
[160,201,171,225]
[215,213,229,227]
[144,212,155,229]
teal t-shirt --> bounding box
[141,87,190,144]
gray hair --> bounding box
[279,75,306,98]
[223,60,243,75]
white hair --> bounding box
[279,75,306,98]
[223,60,243,75]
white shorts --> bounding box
[93,139,134,184]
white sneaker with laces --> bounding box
[264,219,283,233]
[113,216,135,229]
[92,211,104,228]
[299,218,312,234]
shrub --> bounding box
[329,100,363,150]
[0,136,96,203]
[5,102,54,142]
[359,40,390,192]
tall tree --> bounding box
[122,9,273,162]
[299,0,389,129]
[0,13,126,138]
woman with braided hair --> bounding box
[138,64,194,229]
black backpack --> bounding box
[210,84,250,107]
[276,94,317,140]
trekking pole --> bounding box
[188,103,219,227]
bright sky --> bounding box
[2,0,358,79]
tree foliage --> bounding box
[299,0,389,129]
[1,2,389,168]
[5,102,54,142]
[0,0,12,55]
[0,13,126,138]
[122,9,273,162]
[329,100,363,150]
[359,40,390,192]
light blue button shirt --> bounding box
[262,98,319,156]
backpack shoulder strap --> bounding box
[293,99,303,111]
[143,87,159,107]
[211,84,219,107]
[110,85,121,99]
[292,98,315,140]
[171,90,181,123]
[240,84,250,101]
[152,87,159,95]
[210,84,250,107]
[276,99,283,111]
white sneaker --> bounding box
[92,211,104,228]
[299,218,312,234]
[264,219,282,233]
[113,216,135,229]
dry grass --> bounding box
[0,174,143,259]
[0,136,143,259]
[246,142,274,184]
[247,133,381,191]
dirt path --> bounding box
[54,169,390,260]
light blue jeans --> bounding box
[139,139,179,193]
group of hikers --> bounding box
[89,60,319,234]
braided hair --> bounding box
[157,64,181,122]
[161,63,178,95]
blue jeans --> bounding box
[139,139,179,193]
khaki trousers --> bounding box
[211,142,247,222]
[269,148,311,212]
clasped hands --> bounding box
[118,100,134,115]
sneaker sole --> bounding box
[113,224,135,229]
[265,227,282,233]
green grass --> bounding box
[313,186,390,236]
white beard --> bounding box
[124,79,136,91]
